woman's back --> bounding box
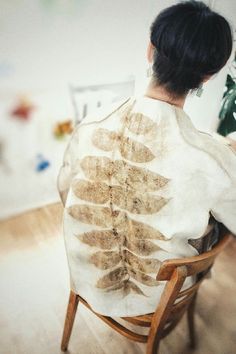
[58,95,236,316]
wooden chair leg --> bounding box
[146,324,161,354]
[61,290,79,352]
[187,294,197,349]
[146,338,160,354]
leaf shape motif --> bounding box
[80,156,112,181]
[125,239,162,256]
[105,280,146,297]
[68,205,112,227]
[90,251,121,269]
[72,180,168,215]
[78,228,164,255]
[124,250,160,273]
[91,129,155,163]
[112,210,128,229]
[113,160,169,191]
[92,128,117,151]
[72,179,110,204]
[122,112,157,135]
[80,156,169,192]
[96,266,128,289]
[72,112,171,297]
[77,230,118,249]
[127,266,159,286]
[126,219,167,240]
[127,280,147,296]
[119,136,155,163]
[112,185,168,214]
[97,265,158,290]
[89,249,160,273]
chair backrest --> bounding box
[60,223,232,354]
[149,226,231,341]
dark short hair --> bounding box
[150,0,233,97]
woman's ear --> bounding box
[147,41,155,63]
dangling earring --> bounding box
[196,83,203,97]
[146,63,153,78]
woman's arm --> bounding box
[57,127,80,206]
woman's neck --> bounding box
[144,80,187,108]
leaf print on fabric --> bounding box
[122,112,157,135]
[127,266,159,286]
[89,249,160,273]
[91,128,155,163]
[124,250,160,273]
[112,185,168,214]
[97,265,159,290]
[68,205,112,227]
[80,156,112,181]
[119,136,155,163]
[72,180,168,215]
[78,228,164,256]
[90,251,121,270]
[80,156,169,192]
[111,210,128,229]
[78,223,165,252]
[72,179,110,204]
[71,110,171,299]
[96,266,128,289]
[77,230,118,249]
[128,219,167,240]
[122,280,146,296]
[92,128,117,151]
[125,239,162,256]
[105,280,146,297]
[113,160,169,192]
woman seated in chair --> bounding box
[58,0,236,317]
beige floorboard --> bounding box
[0,203,235,354]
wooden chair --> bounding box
[61,227,231,354]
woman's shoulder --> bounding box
[175,108,236,181]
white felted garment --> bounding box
[58,95,236,317]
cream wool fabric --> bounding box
[58,95,236,317]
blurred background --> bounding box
[0,0,235,220]
[0,2,236,354]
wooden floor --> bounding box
[0,203,235,354]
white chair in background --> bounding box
[69,76,135,124]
